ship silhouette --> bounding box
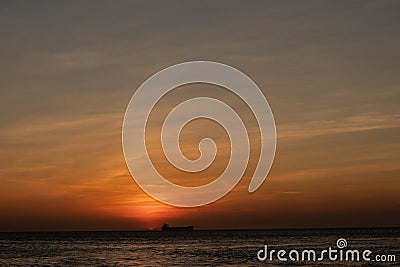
[161,223,194,231]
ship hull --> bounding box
[161,225,194,231]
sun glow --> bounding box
[101,197,184,229]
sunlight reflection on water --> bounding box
[0,228,398,266]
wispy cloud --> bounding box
[278,113,399,139]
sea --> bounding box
[0,228,398,266]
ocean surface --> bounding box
[0,228,398,266]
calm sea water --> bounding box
[0,228,398,266]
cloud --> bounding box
[278,113,399,139]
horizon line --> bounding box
[1,226,399,234]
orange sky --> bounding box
[0,1,399,231]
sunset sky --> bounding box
[0,1,399,231]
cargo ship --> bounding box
[161,223,194,231]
